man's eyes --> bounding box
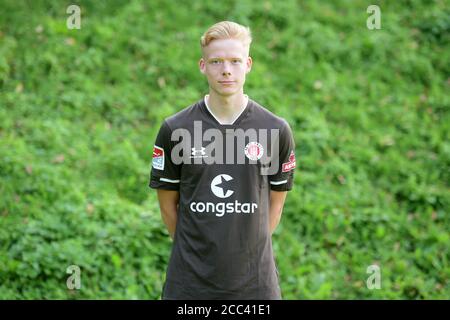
[209,59,242,64]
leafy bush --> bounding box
[0,0,448,299]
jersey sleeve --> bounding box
[269,120,296,191]
[149,120,181,191]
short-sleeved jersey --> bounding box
[149,96,296,299]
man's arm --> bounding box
[156,189,180,240]
[269,190,287,235]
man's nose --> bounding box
[222,62,232,76]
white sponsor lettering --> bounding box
[190,200,258,217]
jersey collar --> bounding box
[203,94,250,126]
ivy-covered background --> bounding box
[0,0,448,299]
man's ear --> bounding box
[199,58,205,74]
[246,56,253,74]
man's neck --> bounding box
[205,91,248,125]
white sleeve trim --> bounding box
[270,180,288,185]
[160,178,180,183]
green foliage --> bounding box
[0,0,448,299]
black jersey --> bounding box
[149,96,296,299]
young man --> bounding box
[149,21,296,300]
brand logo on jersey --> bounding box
[282,150,296,172]
[190,147,208,159]
[211,174,234,198]
[152,146,164,170]
[189,174,258,217]
[244,142,264,161]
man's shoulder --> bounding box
[163,99,203,130]
[249,98,291,130]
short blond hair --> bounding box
[200,21,252,50]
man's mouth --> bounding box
[219,81,235,85]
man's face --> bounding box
[199,38,252,97]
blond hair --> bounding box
[200,21,252,51]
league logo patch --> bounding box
[152,145,164,170]
[282,150,296,172]
[244,142,264,161]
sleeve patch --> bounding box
[282,150,296,173]
[152,145,165,170]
